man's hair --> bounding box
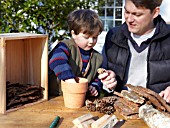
[67,9,103,35]
[129,0,163,12]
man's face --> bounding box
[124,0,159,35]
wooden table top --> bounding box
[0,96,148,128]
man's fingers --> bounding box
[159,90,170,103]
[101,77,117,86]
[98,72,108,80]
[159,91,164,97]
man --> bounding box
[98,0,170,103]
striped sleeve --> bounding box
[49,42,76,80]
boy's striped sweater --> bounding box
[49,42,102,91]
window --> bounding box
[98,0,124,31]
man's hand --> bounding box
[98,70,117,90]
[159,86,170,103]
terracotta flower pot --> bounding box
[61,77,88,108]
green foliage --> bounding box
[0,0,99,44]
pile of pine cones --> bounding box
[86,96,118,115]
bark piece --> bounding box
[126,84,166,111]
[121,90,145,104]
[114,99,139,120]
[135,85,170,113]
[118,97,139,112]
[6,82,44,109]
[113,91,123,98]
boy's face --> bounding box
[124,0,160,36]
[71,30,99,51]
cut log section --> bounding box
[139,104,170,128]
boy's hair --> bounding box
[129,0,163,12]
[67,9,103,36]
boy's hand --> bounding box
[98,69,117,90]
[88,85,98,97]
[65,78,77,83]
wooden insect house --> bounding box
[0,33,48,114]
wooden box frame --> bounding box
[0,33,48,114]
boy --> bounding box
[49,9,103,97]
